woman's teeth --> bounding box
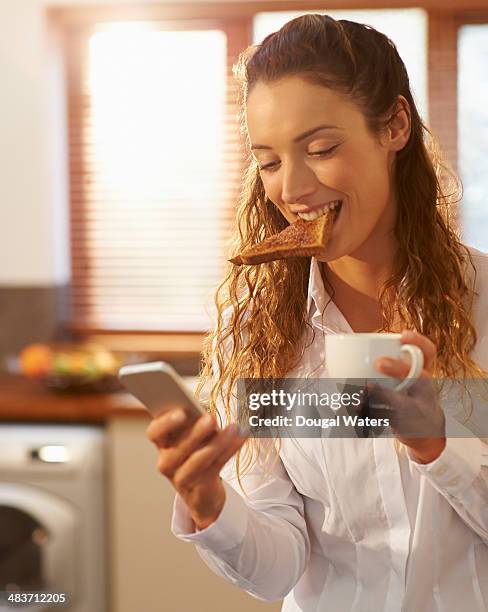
[297,200,342,221]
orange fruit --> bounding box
[19,344,53,378]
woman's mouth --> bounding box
[297,200,343,223]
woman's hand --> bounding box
[368,330,446,463]
[146,408,248,529]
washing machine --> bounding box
[0,424,108,611]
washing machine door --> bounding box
[0,483,77,609]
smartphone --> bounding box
[118,361,204,419]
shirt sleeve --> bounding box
[169,314,311,602]
[171,444,310,602]
[408,255,488,544]
[408,414,488,544]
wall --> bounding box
[0,2,71,364]
[0,1,69,286]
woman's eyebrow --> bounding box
[251,124,344,150]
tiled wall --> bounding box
[0,285,71,371]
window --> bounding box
[458,23,488,251]
[67,22,245,333]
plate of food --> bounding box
[17,342,126,393]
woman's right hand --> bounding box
[146,407,248,530]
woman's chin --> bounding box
[315,239,347,263]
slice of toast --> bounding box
[229,210,336,266]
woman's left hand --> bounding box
[367,330,446,464]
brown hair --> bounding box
[194,14,485,492]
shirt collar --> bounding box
[307,257,330,318]
[306,257,352,333]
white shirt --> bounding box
[171,246,488,612]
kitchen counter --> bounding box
[0,375,200,423]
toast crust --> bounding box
[229,210,336,265]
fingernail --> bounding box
[170,409,186,424]
[401,330,415,340]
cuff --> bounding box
[170,480,249,554]
[409,435,483,497]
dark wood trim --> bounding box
[427,10,459,172]
[70,330,206,354]
[456,11,488,23]
[47,1,488,27]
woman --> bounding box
[146,14,488,611]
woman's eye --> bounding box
[258,161,279,172]
[309,144,340,158]
[258,144,340,173]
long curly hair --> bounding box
[194,14,486,493]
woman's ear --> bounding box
[387,95,411,152]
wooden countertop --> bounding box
[0,374,157,423]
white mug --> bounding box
[325,333,424,392]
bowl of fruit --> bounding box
[18,342,126,393]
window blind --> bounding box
[66,19,249,332]
[458,23,488,251]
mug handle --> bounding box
[394,344,424,392]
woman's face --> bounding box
[246,76,407,263]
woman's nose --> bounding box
[281,162,318,205]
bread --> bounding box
[229,209,336,266]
